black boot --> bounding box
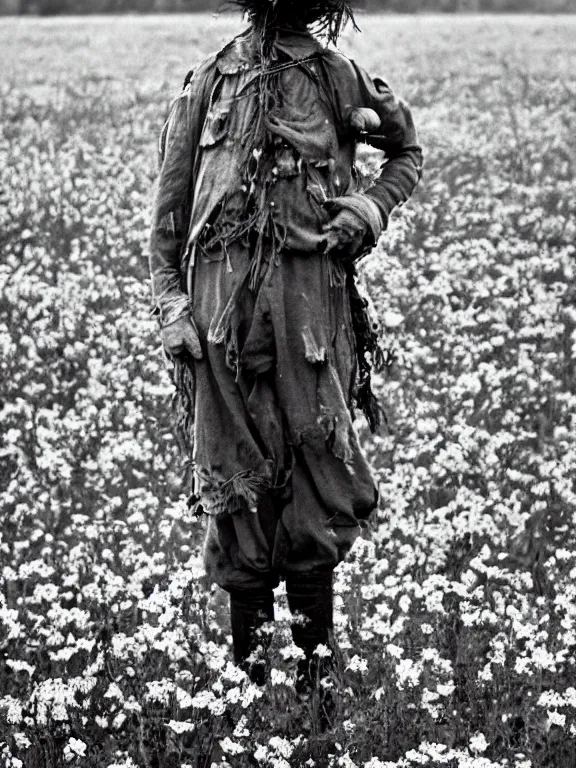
[229,587,275,686]
[286,570,337,730]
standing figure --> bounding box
[149,0,423,725]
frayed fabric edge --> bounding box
[190,466,274,519]
[296,407,356,468]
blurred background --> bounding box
[0,0,574,16]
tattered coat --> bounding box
[149,27,423,591]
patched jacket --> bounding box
[149,27,423,325]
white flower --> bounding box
[395,658,421,690]
[168,720,195,735]
[253,744,268,762]
[221,661,247,684]
[208,697,226,716]
[343,719,356,733]
[233,715,250,738]
[469,732,488,754]
[175,686,193,709]
[112,713,127,730]
[106,761,138,768]
[385,643,404,659]
[398,595,411,613]
[279,641,305,661]
[382,310,404,328]
[346,655,368,674]
[5,660,35,676]
[225,686,242,704]
[13,733,31,750]
[547,710,566,730]
[104,682,124,701]
[270,668,289,686]
[144,680,173,705]
[219,736,245,755]
[268,736,293,758]
[537,691,564,708]
[313,643,333,658]
[1,697,23,725]
[241,683,264,708]
[190,689,216,709]
[64,738,87,761]
[336,753,358,767]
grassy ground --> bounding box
[1,13,576,768]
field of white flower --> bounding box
[1,12,576,768]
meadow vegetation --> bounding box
[1,13,575,768]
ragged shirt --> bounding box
[150,26,423,322]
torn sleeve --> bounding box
[148,84,194,327]
[350,62,424,232]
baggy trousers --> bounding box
[192,244,378,593]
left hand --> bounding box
[322,209,367,262]
[160,314,203,360]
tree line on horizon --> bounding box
[0,0,573,15]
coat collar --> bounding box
[216,27,324,75]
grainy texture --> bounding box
[1,13,575,768]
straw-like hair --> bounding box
[227,0,359,45]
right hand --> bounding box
[161,315,203,360]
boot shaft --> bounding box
[229,587,275,685]
[286,570,334,654]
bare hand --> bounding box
[322,209,367,261]
[161,315,203,360]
